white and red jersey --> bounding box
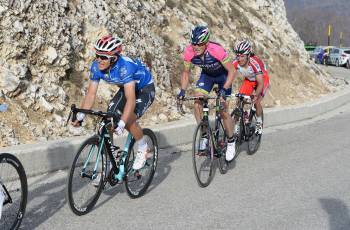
[233,55,267,81]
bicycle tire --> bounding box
[67,135,105,215]
[125,128,158,198]
[0,153,28,230]
[231,111,243,155]
[192,121,214,187]
[247,111,263,155]
[216,120,228,174]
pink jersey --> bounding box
[183,42,230,76]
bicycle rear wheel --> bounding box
[125,128,158,198]
[0,153,27,230]
[67,135,106,215]
[247,111,263,155]
[192,121,214,187]
[216,120,228,174]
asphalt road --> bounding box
[17,100,350,230]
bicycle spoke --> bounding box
[67,136,105,215]
[125,129,158,198]
[192,122,214,187]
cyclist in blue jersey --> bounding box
[177,26,236,162]
[72,35,155,170]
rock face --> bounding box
[0,0,341,146]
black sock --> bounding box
[228,135,235,143]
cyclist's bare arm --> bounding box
[80,80,99,109]
[72,80,98,126]
[221,60,234,90]
[121,81,136,125]
[180,61,191,90]
[254,74,264,102]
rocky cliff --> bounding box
[0,0,341,146]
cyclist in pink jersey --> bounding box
[177,25,236,162]
[232,40,270,135]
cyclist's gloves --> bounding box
[74,112,85,126]
[115,120,125,136]
[76,112,85,121]
[219,89,227,100]
[177,89,186,100]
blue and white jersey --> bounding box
[90,56,153,90]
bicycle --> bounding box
[0,153,28,230]
[231,93,263,155]
[178,90,229,188]
[66,104,158,215]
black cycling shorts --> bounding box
[107,83,155,119]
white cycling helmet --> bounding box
[94,35,122,56]
[233,40,252,55]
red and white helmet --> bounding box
[233,40,252,55]
[94,35,122,56]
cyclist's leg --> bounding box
[195,74,214,151]
[194,73,214,123]
[255,73,270,118]
[216,75,236,161]
[216,74,233,138]
[254,74,270,134]
[126,83,156,139]
[126,83,156,169]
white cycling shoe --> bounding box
[132,150,147,170]
[225,141,236,162]
[255,122,263,135]
[199,137,208,151]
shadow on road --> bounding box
[19,140,77,229]
[20,174,67,229]
[320,198,350,230]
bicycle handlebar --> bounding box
[66,104,121,126]
[231,93,254,102]
[176,95,222,115]
[182,95,218,101]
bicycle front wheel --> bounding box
[216,120,228,174]
[67,135,106,215]
[192,121,214,187]
[247,111,263,155]
[0,153,28,230]
[125,128,158,199]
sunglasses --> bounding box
[95,54,111,60]
[191,42,206,47]
[235,53,247,58]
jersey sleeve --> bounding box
[250,58,263,75]
[89,61,101,82]
[183,45,195,62]
[207,43,231,64]
[183,45,195,69]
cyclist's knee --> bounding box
[194,100,202,109]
